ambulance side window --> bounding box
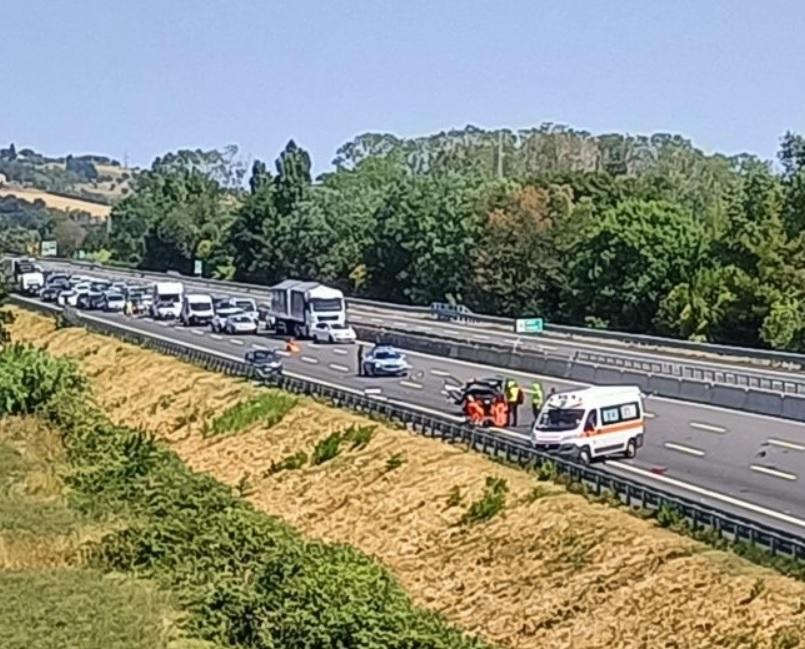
[619,402,640,421]
[601,406,620,424]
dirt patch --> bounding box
[9,307,805,648]
[0,186,111,218]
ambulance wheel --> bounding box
[578,447,592,465]
[625,439,637,459]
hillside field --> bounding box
[0,186,111,219]
[7,306,805,649]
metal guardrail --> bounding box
[9,294,805,560]
[575,350,805,396]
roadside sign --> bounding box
[193,259,203,276]
[40,240,58,257]
[515,317,544,334]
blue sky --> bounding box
[2,1,804,173]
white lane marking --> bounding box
[22,300,805,531]
[430,369,450,377]
[229,339,244,346]
[609,461,805,529]
[210,334,223,340]
[329,363,350,373]
[767,438,805,452]
[191,329,205,336]
[251,343,267,349]
[690,422,727,434]
[276,350,291,357]
[750,465,798,481]
[158,322,170,327]
[644,411,657,419]
[400,380,424,390]
[362,387,383,395]
[664,442,705,457]
[332,348,348,355]
[301,356,319,364]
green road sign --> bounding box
[515,317,544,334]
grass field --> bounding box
[8,306,805,649]
[0,416,197,648]
[0,186,111,218]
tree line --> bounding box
[90,126,805,352]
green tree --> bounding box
[568,199,705,332]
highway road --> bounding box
[42,259,805,393]
[14,288,805,539]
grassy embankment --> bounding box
[7,305,805,648]
[0,318,486,648]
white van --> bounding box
[180,293,214,326]
[531,386,645,464]
[150,281,184,320]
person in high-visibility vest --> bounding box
[531,382,544,419]
[505,379,523,427]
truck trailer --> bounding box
[268,279,346,338]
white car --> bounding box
[211,306,243,332]
[225,313,259,335]
[232,298,258,320]
[312,322,357,344]
[57,289,79,306]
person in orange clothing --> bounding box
[491,396,508,427]
[464,395,484,425]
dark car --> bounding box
[244,348,283,380]
[77,291,106,310]
[40,285,63,302]
[445,376,505,407]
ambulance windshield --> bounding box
[535,408,584,432]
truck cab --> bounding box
[531,386,645,464]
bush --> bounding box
[207,391,297,437]
[343,423,376,450]
[385,452,406,472]
[312,431,343,465]
[461,476,509,525]
[0,344,85,415]
[266,450,308,475]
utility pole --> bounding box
[496,130,503,179]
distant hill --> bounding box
[0,143,138,219]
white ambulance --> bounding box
[531,385,645,464]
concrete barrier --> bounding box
[647,375,682,398]
[710,384,749,412]
[353,323,805,422]
[678,379,712,404]
[782,394,805,421]
[744,389,784,418]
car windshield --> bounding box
[330,323,348,330]
[189,302,210,312]
[534,408,585,432]
[234,300,255,310]
[231,315,250,323]
[311,298,343,312]
[373,349,400,360]
[159,294,181,303]
[252,350,279,362]
[107,294,124,301]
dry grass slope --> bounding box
[9,306,805,649]
[0,186,112,218]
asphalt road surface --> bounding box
[18,290,805,539]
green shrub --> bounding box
[656,503,685,529]
[385,452,406,472]
[207,391,297,438]
[312,431,344,465]
[267,450,308,475]
[0,344,85,415]
[446,485,463,508]
[461,476,508,525]
[343,423,376,450]
[535,459,557,482]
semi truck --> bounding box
[268,279,346,338]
